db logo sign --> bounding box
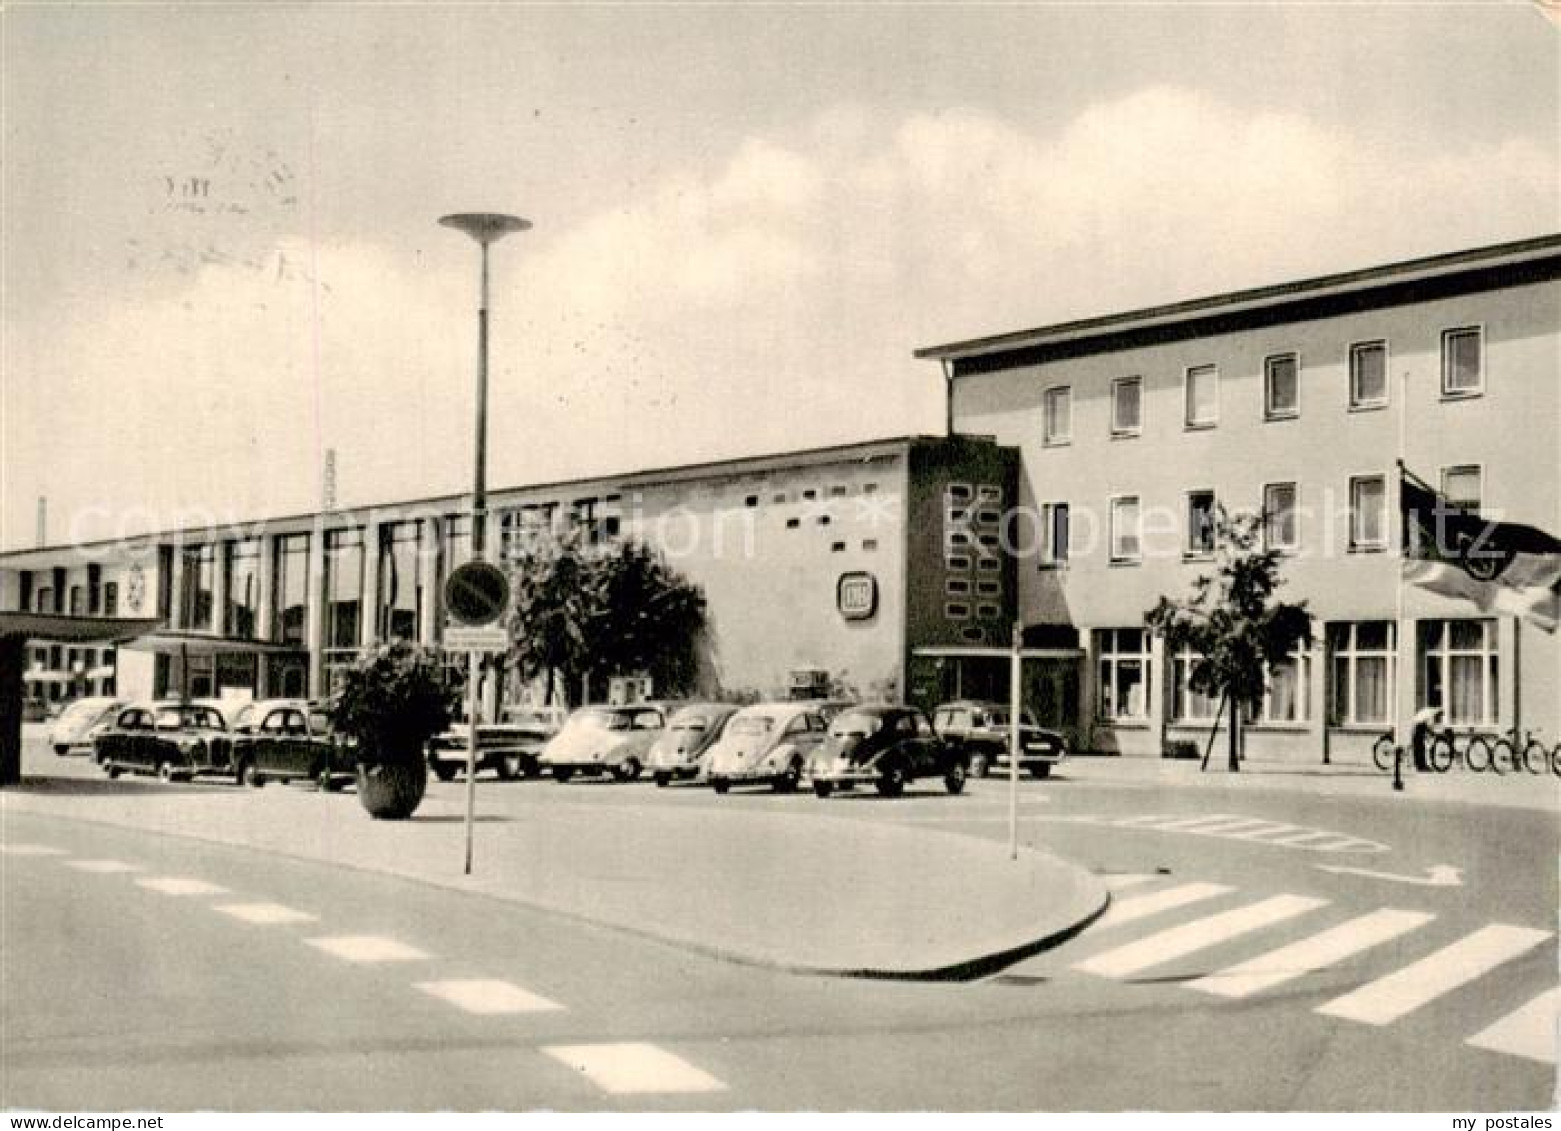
[837,572,878,621]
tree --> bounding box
[1145,508,1312,772]
[504,533,708,708]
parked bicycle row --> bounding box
[1372,727,1561,776]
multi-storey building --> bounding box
[918,234,1560,761]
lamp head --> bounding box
[439,212,532,245]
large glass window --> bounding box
[442,514,472,574]
[1111,377,1142,436]
[224,538,261,639]
[1349,340,1387,408]
[378,521,427,642]
[1264,482,1298,552]
[1440,465,1482,511]
[1420,619,1498,727]
[1441,326,1483,397]
[1110,496,1141,563]
[1327,621,1395,727]
[1264,353,1299,420]
[1184,364,1218,428]
[1042,386,1072,446]
[1185,490,1216,556]
[1096,628,1151,723]
[323,529,365,651]
[1170,645,1221,723]
[1039,502,1070,567]
[272,533,310,646]
[179,545,215,631]
[1349,474,1387,550]
[1251,646,1312,724]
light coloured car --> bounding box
[48,696,127,756]
[705,702,829,794]
[646,703,738,787]
[538,703,670,782]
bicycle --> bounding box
[1372,731,1399,773]
[1427,729,1496,773]
[1484,726,1550,775]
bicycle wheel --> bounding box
[1551,744,1561,778]
[1466,737,1496,774]
[1372,734,1396,773]
[1427,734,1455,773]
[1522,740,1548,775]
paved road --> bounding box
[4,741,1555,1111]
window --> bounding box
[946,579,971,596]
[1042,386,1072,445]
[323,528,365,651]
[1349,474,1387,550]
[271,534,310,645]
[862,539,878,552]
[1251,646,1313,724]
[1440,465,1482,511]
[945,602,970,620]
[1039,503,1070,568]
[1263,482,1298,552]
[1264,353,1299,420]
[785,517,800,530]
[830,542,846,553]
[976,602,1002,620]
[69,586,84,615]
[1171,646,1221,723]
[1184,364,1218,428]
[1110,496,1141,562]
[1441,326,1483,397]
[179,544,216,631]
[1112,377,1142,436]
[1349,340,1387,408]
[1185,490,1216,556]
[378,521,426,642]
[224,538,261,639]
[35,587,52,613]
[103,582,118,617]
[744,495,759,507]
[1096,628,1151,723]
[1420,619,1498,727]
[441,515,472,573]
[1327,622,1395,727]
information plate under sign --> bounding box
[444,624,509,652]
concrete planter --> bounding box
[355,756,428,820]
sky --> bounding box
[3,2,1557,550]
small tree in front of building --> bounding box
[1145,508,1312,772]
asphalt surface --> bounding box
[4,738,1556,1111]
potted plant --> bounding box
[329,642,457,820]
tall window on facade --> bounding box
[1327,621,1394,726]
[69,585,84,615]
[272,533,310,646]
[35,587,52,613]
[1251,646,1312,724]
[180,545,215,631]
[1264,353,1299,420]
[1110,496,1141,563]
[1096,628,1151,722]
[103,582,118,617]
[1111,377,1142,436]
[1042,386,1072,446]
[1348,474,1387,550]
[323,529,365,652]
[1184,364,1218,428]
[1263,482,1298,552]
[1440,465,1482,511]
[1349,340,1388,408]
[1039,502,1070,567]
[378,521,425,642]
[1441,326,1483,398]
[224,538,261,639]
[442,515,472,573]
[1185,490,1216,556]
[1420,619,1498,726]
[1170,645,1221,723]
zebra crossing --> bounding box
[1041,812,1390,854]
[1045,872,1557,1064]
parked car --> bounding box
[808,705,968,798]
[230,700,353,789]
[94,701,234,782]
[538,703,670,782]
[48,696,128,756]
[931,700,1068,778]
[427,720,548,782]
[646,703,738,787]
[705,702,829,794]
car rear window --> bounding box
[829,712,883,738]
[729,715,775,736]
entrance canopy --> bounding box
[120,630,303,656]
[912,645,1084,660]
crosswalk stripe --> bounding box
[1317,924,1552,1026]
[1097,881,1234,929]
[64,859,141,874]
[1180,817,1282,836]
[415,979,565,1015]
[1221,822,1304,841]
[1189,909,1435,998]
[1077,894,1328,979]
[1265,830,1338,846]
[305,935,430,963]
[1,844,67,856]
[136,877,229,896]
[1112,814,1179,827]
[1100,873,1156,892]
[1136,814,1245,831]
[1466,987,1560,1064]
[543,1042,726,1094]
[214,902,318,925]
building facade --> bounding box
[919,234,1560,761]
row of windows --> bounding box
[28,645,113,672]
[1040,326,1485,444]
[1095,619,1501,728]
[1035,464,1483,566]
[746,482,880,507]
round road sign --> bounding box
[444,561,511,627]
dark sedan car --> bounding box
[95,701,234,783]
[932,700,1068,779]
[807,705,969,798]
[230,700,353,789]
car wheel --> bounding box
[813,780,834,799]
[969,751,990,778]
[710,777,730,795]
[431,761,457,782]
[1028,762,1052,780]
[105,764,120,780]
[553,767,574,783]
[944,761,968,795]
[156,761,176,784]
[875,764,906,798]
[773,761,801,794]
[614,757,642,783]
[653,772,671,788]
[53,744,70,757]
[494,755,515,782]
[502,754,525,781]
[241,761,264,789]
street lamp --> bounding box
[438,212,531,561]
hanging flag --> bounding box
[1399,466,1561,632]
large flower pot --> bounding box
[355,758,428,820]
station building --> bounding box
[3,233,1556,761]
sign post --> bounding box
[442,561,511,875]
[1009,622,1022,861]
